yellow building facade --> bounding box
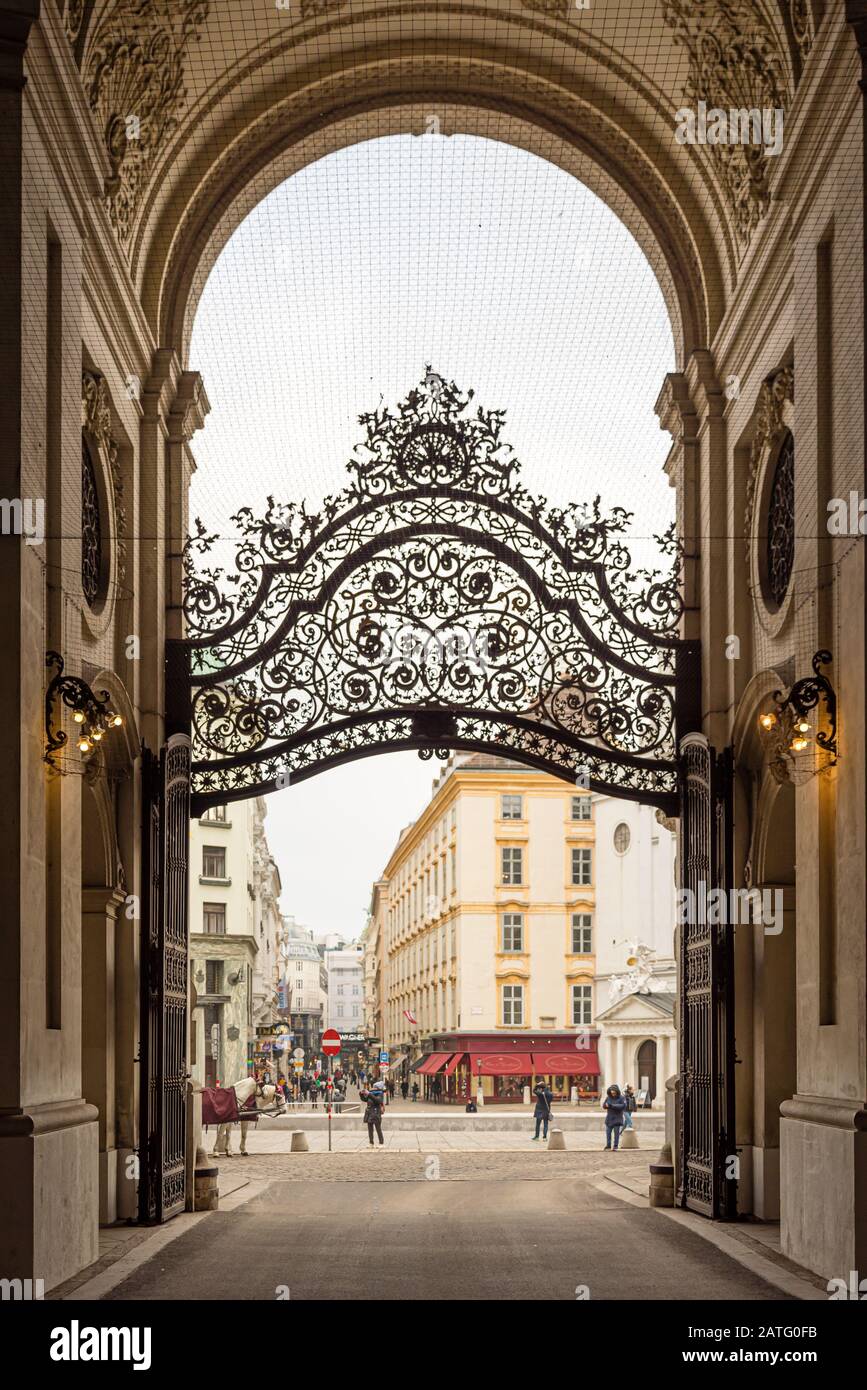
[375,755,599,1101]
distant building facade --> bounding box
[592,799,678,1104]
[189,798,283,1086]
[372,754,601,1101]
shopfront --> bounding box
[419,1032,601,1103]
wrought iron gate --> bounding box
[677,733,736,1219]
[139,733,191,1223]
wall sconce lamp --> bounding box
[758,649,837,782]
[44,651,123,770]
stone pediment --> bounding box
[595,991,674,1024]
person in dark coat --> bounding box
[603,1084,628,1149]
[411,1081,420,1102]
[361,1086,385,1147]
[531,1080,553,1140]
[400,1078,409,1101]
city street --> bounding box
[55,1146,826,1304]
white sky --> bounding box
[189,133,675,938]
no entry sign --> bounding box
[322,1029,341,1056]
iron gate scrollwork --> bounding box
[678,733,736,1219]
[139,733,191,1224]
[169,374,694,816]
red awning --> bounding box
[443,1052,465,1076]
[418,1051,452,1075]
[532,1051,600,1075]
[471,1053,534,1076]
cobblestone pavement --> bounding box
[212,1147,652,1184]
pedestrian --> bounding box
[411,1080,419,1102]
[531,1079,553,1141]
[624,1084,637,1130]
[387,1077,395,1101]
[400,1078,409,1101]
[431,1077,442,1104]
[361,1085,385,1147]
[603,1084,628,1149]
[309,1076,318,1108]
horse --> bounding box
[208,1078,287,1158]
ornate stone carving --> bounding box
[744,365,794,539]
[521,0,572,17]
[660,1,789,247]
[790,0,816,58]
[63,0,85,47]
[82,370,127,584]
[83,0,210,248]
[299,0,349,17]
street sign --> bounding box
[293,1047,305,1060]
[379,1050,388,1064]
[293,1060,304,1073]
[322,1029,341,1056]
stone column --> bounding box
[81,886,126,1224]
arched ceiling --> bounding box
[62,0,823,366]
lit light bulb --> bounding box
[91,730,102,741]
[759,712,777,730]
[73,710,85,723]
[78,737,91,753]
[790,736,809,752]
[112,714,123,727]
[796,719,810,734]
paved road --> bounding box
[104,1152,792,1302]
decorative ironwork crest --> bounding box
[173,375,692,814]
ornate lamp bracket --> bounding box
[759,650,837,782]
[44,651,123,770]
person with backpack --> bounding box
[531,1079,553,1140]
[400,1078,409,1101]
[361,1084,385,1147]
[411,1080,420,1102]
[603,1084,628,1149]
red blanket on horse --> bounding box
[201,1086,238,1126]
[201,1086,261,1127]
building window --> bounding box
[202,846,226,879]
[571,795,592,821]
[201,804,227,823]
[81,437,102,609]
[765,429,795,608]
[571,984,592,1026]
[336,984,344,996]
[501,793,523,820]
[203,903,226,935]
[571,847,592,885]
[501,846,524,885]
[613,822,631,855]
[502,912,524,953]
[571,913,592,954]
[502,984,524,1026]
[205,959,223,994]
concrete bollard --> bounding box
[649,1140,675,1207]
[523,1085,531,1105]
[193,1146,219,1210]
[547,1128,566,1151]
[476,1089,485,1108]
[290,1130,309,1152]
[570,1085,579,1105]
[620,1127,639,1149]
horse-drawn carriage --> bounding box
[202,1078,286,1156]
